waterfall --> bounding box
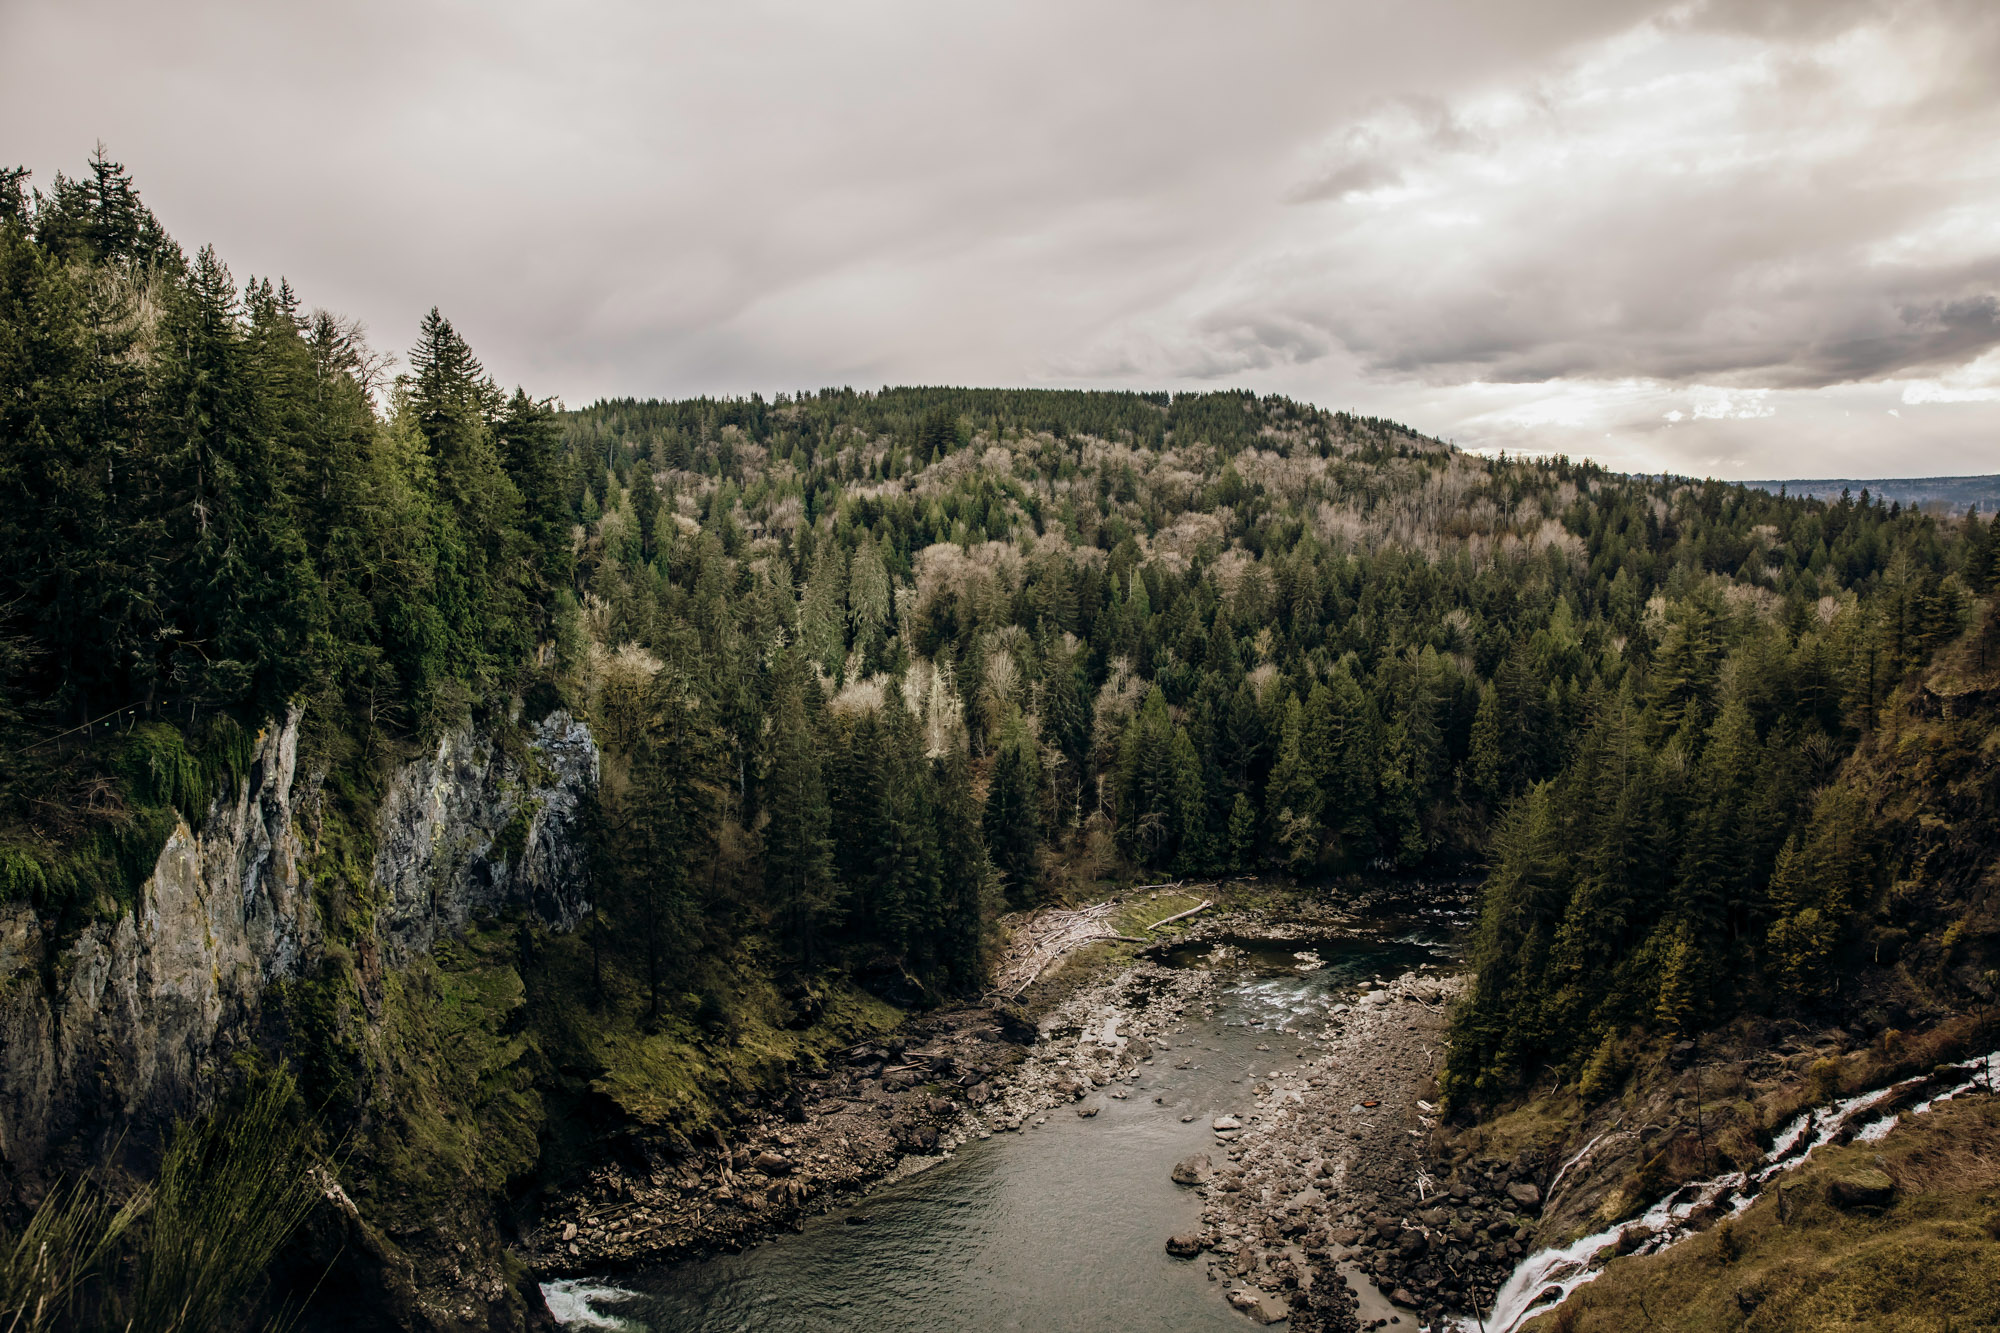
[1465,1049,2000,1333]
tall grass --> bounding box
[119,1072,325,1333]
[0,1070,328,1333]
[0,1172,148,1333]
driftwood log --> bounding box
[1146,899,1213,931]
[990,902,1123,998]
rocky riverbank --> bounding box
[524,906,1218,1276]
[1158,969,1515,1332]
[521,999,1026,1274]
[528,891,1487,1333]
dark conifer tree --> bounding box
[496,388,576,604]
[0,184,148,718]
[982,722,1040,904]
[1265,694,1320,872]
[763,661,839,964]
[933,746,993,992]
[618,667,728,1019]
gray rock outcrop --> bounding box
[373,711,599,963]
[0,706,597,1198]
[0,709,318,1181]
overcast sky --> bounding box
[6,0,1998,479]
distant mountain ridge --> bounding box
[1738,474,2000,514]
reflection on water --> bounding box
[549,892,1461,1332]
[1157,929,1442,981]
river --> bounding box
[545,896,1461,1333]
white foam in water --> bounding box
[1763,1106,1816,1161]
[541,1278,644,1330]
[1544,1130,1611,1203]
[1466,1049,2000,1332]
[1858,1056,2000,1143]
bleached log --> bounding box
[1146,899,1213,931]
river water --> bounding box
[546,897,1462,1333]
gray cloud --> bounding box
[3,0,1996,477]
[1288,160,1403,205]
[1146,1,2000,395]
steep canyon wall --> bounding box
[0,708,598,1199]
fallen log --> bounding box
[1147,899,1213,931]
[989,900,1125,998]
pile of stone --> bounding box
[1159,970,1537,1332]
[970,959,1214,1134]
[1328,1171,1538,1325]
[525,1006,1041,1272]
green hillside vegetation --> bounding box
[9,152,1999,1094]
[6,152,2000,1328]
[1522,1094,2000,1333]
[1444,516,2000,1104]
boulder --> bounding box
[1213,1115,1243,1131]
[1077,1096,1103,1118]
[1506,1182,1542,1210]
[1166,1233,1206,1258]
[993,1004,1038,1044]
[1614,1225,1654,1255]
[1826,1167,1896,1208]
[751,1151,793,1176]
[1248,1294,1291,1325]
[1396,1229,1429,1259]
[1684,1200,1725,1230]
[1171,1153,1214,1186]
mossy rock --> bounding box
[1825,1166,1896,1208]
[992,1003,1037,1044]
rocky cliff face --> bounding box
[0,708,596,1202]
[373,712,598,966]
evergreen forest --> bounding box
[5,153,1999,1329]
[7,152,1999,1069]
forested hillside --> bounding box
[8,153,1998,1042]
[5,153,1999,1328]
[557,387,1993,1023]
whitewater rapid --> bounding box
[1468,1049,1999,1333]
